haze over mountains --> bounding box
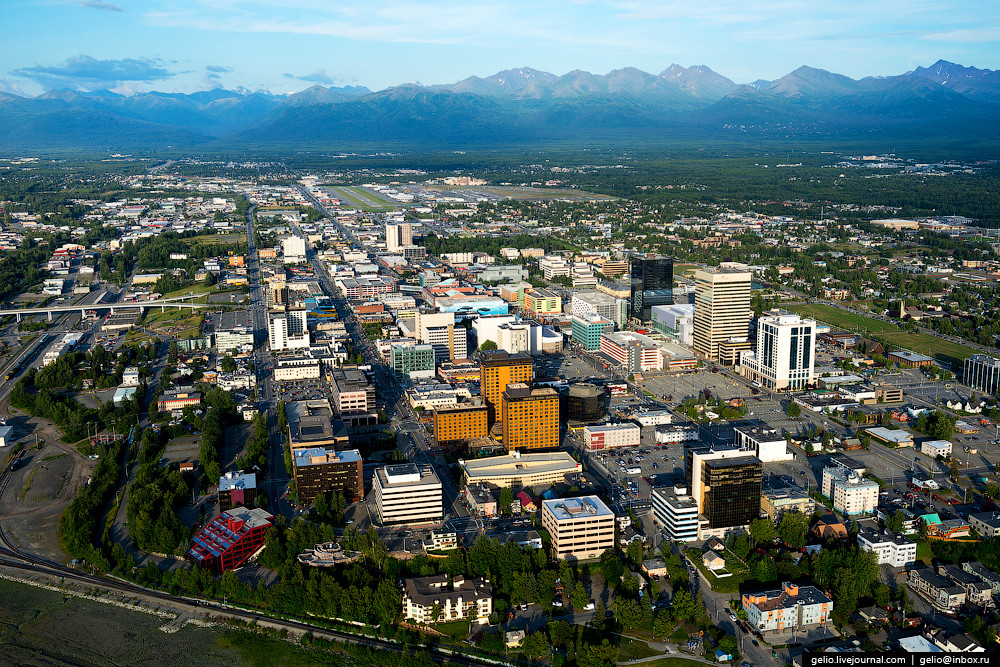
[2,60,999,151]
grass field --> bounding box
[141,309,204,338]
[636,658,708,667]
[181,233,245,247]
[786,303,978,366]
[331,187,397,212]
[618,637,661,661]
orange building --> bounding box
[479,351,533,425]
[433,402,488,447]
[501,383,560,452]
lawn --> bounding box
[878,332,978,365]
[785,303,898,334]
[786,303,979,366]
[618,638,661,661]
[685,548,747,594]
[141,309,205,338]
[181,233,245,247]
[636,658,710,667]
[433,620,470,639]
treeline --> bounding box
[58,437,127,566]
[33,343,153,392]
[0,237,53,303]
[126,426,192,555]
[192,387,239,484]
[10,368,139,442]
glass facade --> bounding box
[629,255,674,321]
[703,457,763,528]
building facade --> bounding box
[857,527,917,567]
[460,451,581,488]
[742,582,832,635]
[402,575,493,625]
[541,496,616,561]
[733,425,793,463]
[373,464,444,526]
[822,466,879,516]
[292,448,364,503]
[686,447,763,534]
[583,423,641,450]
[268,307,310,351]
[501,383,560,451]
[479,351,533,424]
[572,291,627,329]
[390,343,436,379]
[571,313,615,351]
[739,313,816,391]
[693,268,751,361]
[965,355,1000,395]
[187,507,274,574]
[651,488,699,541]
[433,402,489,447]
[629,254,674,321]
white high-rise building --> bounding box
[821,466,879,517]
[571,291,627,329]
[268,308,310,351]
[739,313,816,391]
[539,255,570,280]
[386,222,413,253]
[282,236,307,263]
[373,463,443,525]
[415,310,467,362]
[693,268,751,361]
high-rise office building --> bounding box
[479,351,533,424]
[692,268,751,361]
[386,222,413,253]
[415,310,467,363]
[500,383,560,451]
[965,355,1000,395]
[739,313,816,391]
[629,254,674,321]
[686,447,762,533]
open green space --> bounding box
[785,303,898,334]
[635,658,709,667]
[786,303,979,365]
[618,637,662,661]
[181,233,245,247]
[878,332,978,365]
[140,309,204,338]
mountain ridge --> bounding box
[1,60,998,150]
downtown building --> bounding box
[268,306,310,351]
[541,496,616,562]
[686,446,763,539]
[629,254,674,322]
[292,447,364,503]
[187,507,275,574]
[501,383,560,451]
[571,291,628,329]
[821,466,879,517]
[739,313,817,391]
[372,464,444,526]
[692,268,751,361]
[964,355,1000,395]
[479,351,534,424]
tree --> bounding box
[523,631,550,659]
[672,589,696,622]
[613,597,644,629]
[986,482,999,499]
[887,510,906,534]
[785,401,801,419]
[778,512,809,550]
[599,550,625,588]
[220,355,237,373]
[570,581,589,610]
[591,600,607,632]
[203,271,217,287]
[749,518,777,546]
[499,487,514,515]
[479,339,498,352]
[626,539,644,567]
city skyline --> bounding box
[1,0,999,96]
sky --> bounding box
[1,0,998,96]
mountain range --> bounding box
[2,60,998,151]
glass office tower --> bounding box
[629,254,674,321]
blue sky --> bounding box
[2,0,998,96]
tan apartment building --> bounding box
[541,496,615,561]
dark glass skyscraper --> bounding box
[629,254,674,321]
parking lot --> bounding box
[272,375,335,403]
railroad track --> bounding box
[0,468,506,666]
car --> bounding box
[752,639,759,647]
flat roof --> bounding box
[219,471,257,491]
[377,463,440,487]
[542,495,613,521]
[461,452,580,479]
[890,351,934,362]
[293,447,362,468]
